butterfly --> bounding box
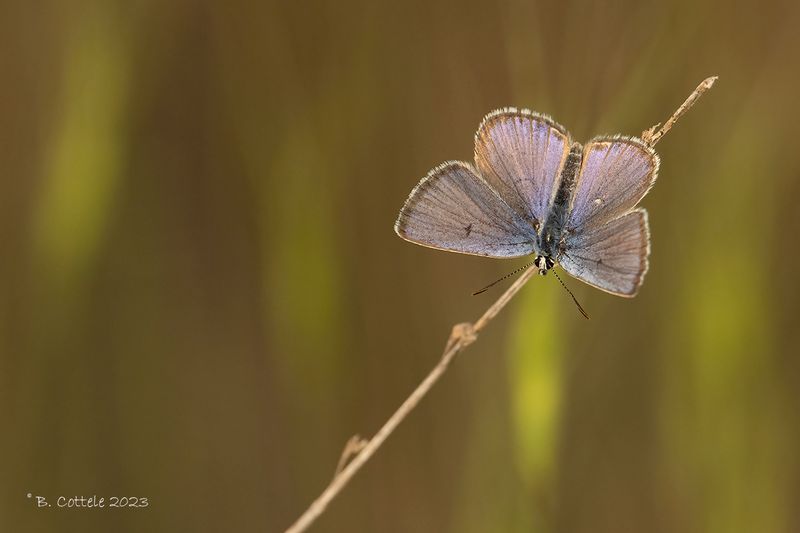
[394,108,659,299]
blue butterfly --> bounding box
[395,108,659,298]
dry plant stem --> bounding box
[284,75,718,533]
[643,76,718,147]
[284,266,540,533]
[333,435,368,477]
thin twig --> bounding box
[284,76,717,533]
[284,266,539,533]
[332,435,368,478]
[642,76,718,147]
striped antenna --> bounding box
[472,261,536,296]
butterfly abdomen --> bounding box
[540,142,582,256]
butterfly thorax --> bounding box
[536,142,583,272]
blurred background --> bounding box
[2,1,799,532]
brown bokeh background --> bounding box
[2,1,799,532]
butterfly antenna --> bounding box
[551,269,590,320]
[472,261,535,296]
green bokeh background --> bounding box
[2,1,799,532]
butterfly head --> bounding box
[535,255,555,276]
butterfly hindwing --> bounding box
[566,136,659,231]
[474,109,572,228]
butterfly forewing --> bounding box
[395,161,537,258]
[474,109,571,227]
[566,137,659,231]
[559,209,650,296]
